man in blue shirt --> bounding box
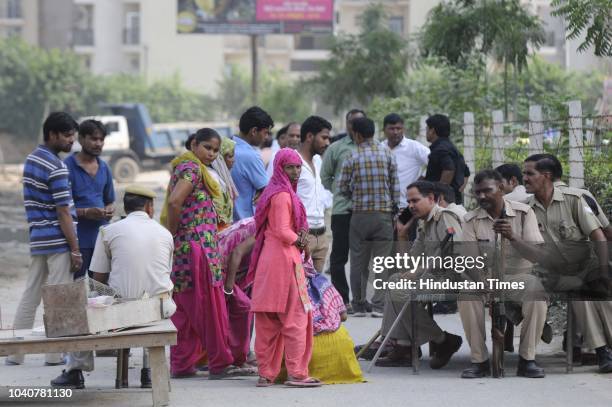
[231,106,273,220]
[64,120,115,278]
[6,112,81,366]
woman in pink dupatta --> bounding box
[249,148,321,388]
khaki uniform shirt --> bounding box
[411,204,463,256]
[554,181,609,228]
[527,187,603,265]
[463,199,543,274]
[446,203,467,221]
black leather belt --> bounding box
[309,227,326,236]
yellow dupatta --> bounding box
[160,150,223,228]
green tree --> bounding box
[215,65,252,119]
[314,3,409,112]
[214,65,314,123]
[420,0,545,118]
[552,0,612,56]
[368,56,603,140]
[0,38,218,142]
[0,38,89,140]
[259,71,312,124]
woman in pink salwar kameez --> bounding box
[249,148,321,388]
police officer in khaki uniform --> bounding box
[523,154,612,374]
[376,181,463,369]
[553,180,611,240]
[458,170,547,378]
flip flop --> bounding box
[256,377,274,387]
[284,376,322,388]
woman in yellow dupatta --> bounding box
[210,136,239,230]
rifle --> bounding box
[491,208,507,378]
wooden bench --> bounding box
[0,319,176,407]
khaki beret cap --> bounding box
[124,184,157,199]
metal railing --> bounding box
[72,28,94,46]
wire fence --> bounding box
[409,101,612,215]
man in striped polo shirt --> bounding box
[6,112,81,366]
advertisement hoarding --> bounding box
[177,0,334,34]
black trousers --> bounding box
[330,213,351,304]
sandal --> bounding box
[227,365,258,376]
[284,376,322,388]
[256,376,274,387]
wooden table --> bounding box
[0,319,176,407]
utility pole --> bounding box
[250,34,258,104]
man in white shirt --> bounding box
[495,163,532,203]
[381,113,430,210]
[435,182,468,220]
[51,185,175,389]
[296,116,332,273]
[266,122,301,179]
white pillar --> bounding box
[528,105,544,154]
[568,100,584,188]
[463,112,475,206]
[418,115,428,146]
[492,110,504,168]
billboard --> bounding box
[177,0,334,34]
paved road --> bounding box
[1,310,611,407]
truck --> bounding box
[78,103,234,183]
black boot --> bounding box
[140,368,152,388]
[596,346,612,373]
[461,360,490,378]
[517,356,545,378]
[429,332,462,369]
[50,369,84,389]
[375,345,422,367]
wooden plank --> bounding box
[149,346,170,407]
[1,318,176,341]
[0,332,176,356]
[0,320,177,356]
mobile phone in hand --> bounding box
[398,207,412,224]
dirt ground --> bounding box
[0,166,171,329]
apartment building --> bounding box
[2,0,607,96]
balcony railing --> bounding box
[72,29,94,46]
[123,28,139,45]
[0,0,22,19]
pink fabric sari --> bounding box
[242,148,308,290]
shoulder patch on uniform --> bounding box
[560,187,584,198]
[464,210,478,222]
[440,209,461,224]
[582,195,600,216]
[509,200,530,213]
